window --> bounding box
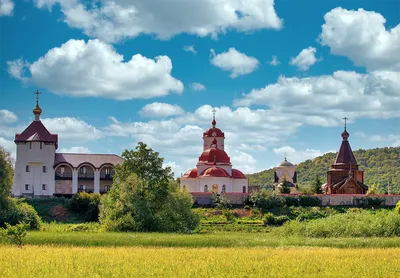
[105,185,111,192]
[243,186,246,193]
[43,166,47,173]
[60,166,65,175]
[42,184,46,190]
[222,185,226,193]
[80,167,87,174]
[204,185,208,192]
[105,167,110,175]
[25,184,29,191]
[26,165,30,172]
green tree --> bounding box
[0,146,13,210]
[100,142,199,232]
[0,222,29,248]
[279,180,292,194]
[311,175,323,194]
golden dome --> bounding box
[33,104,42,115]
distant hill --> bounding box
[247,147,400,194]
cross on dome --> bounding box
[212,108,217,127]
[343,117,348,131]
[33,90,43,120]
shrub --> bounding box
[223,210,235,223]
[213,193,231,210]
[0,222,29,248]
[0,198,41,230]
[69,192,101,222]
[396,201,400,215]
[263,213,290,226]
[354,197,385,207]
[244,205,251,210]
[299,196,321,207]
[250,189,285,213]
[284,196,300,207]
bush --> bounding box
[299,196,321,207]
[69,192,101,222]
[244,205,251,210]
[250,189,284,213]
[263,213,290,226]
[396,201,400,215]
[0,198,41,230]
[284,196,300,207]
[223,210,235,223]
[0,222,29,248]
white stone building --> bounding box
[12,94,124,197]
[274,156,298,192]
[180,116,248,194]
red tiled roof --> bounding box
[232,169,247,179]
[15,121,58,148]
[200,166,230,178]
[334,130,357,166]
[182,168,198,178]
[54,153,124,169]
[198,147,231,164]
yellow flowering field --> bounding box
[1,246,399,277]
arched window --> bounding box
[243,186,246,193]
[204,185,208,192]
[222,185,226,193]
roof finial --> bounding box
[33,90,42,121]
[343,117,348,131]
[212,108,216,127]
[284,152,287,161]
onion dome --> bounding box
[198,147,231,164]
[182,168,198,178]
[203,119,224,138]
[200,166,230,178]
[232,169,247,179]
[33,104,42,116]
[341,129,349,141]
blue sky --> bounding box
[0,0,399,176]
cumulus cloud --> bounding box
[0,137,16,160]
[60,146,92,153]
[139,103,185,118]
[0,0,14,16]
[210,48,259,78]
[320,7,400,71]
[235,70,400,123]
[191,82,206,91]
[290,47,319,71]
[33,0,282,43]
[183,45,197,55]
[268,55,280,66]
[273,146,324,164]
[42,117,103,142]
[0,109,17,123]
[7,39,183,100]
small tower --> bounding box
[13,91,58,197]
[202,108,225,150]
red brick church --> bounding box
[325,120,368,194]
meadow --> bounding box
[1,245,400,277]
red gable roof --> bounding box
[15,121,58,148]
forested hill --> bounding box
[247,147,400,194]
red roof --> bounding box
[203,127,224,138]
[232,169,247,179]
[198,147,231,164]
[200,166,230,178]
[54,153,124,169]
[182,168,198,178]
[334,129,357,167]
[15,121,58,148]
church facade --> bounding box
[274,156,298,192]
[325,124,368,194]
[180,116,248,194]
[12,94,124,197]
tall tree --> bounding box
[0,146,13,210]
[312,175,323,194]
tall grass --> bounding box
[275,210,400,237]
[1,246,399,277]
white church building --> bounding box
[180,115,248,194]
[12,93,124,197]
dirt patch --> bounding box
[49,205,69,221]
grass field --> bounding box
[1,245,399,277]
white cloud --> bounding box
[0,0,14,16]
[290,47,319,71]
[7,59,29,82]
[42,117,103,142]
[235,70,400,123]
[139,103,184,118]
[230,150,258,174]
[0,137,16,160]
[33,0,282,43]
[0,109,17,123]
[191,82,206,91]
[183,45,197,55]
[8,39,183,100]
[210,48,259,78]
[268,55,280,66]
[60,146,92,153]
[320,7,400,71]
[273,146,323,164]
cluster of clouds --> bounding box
[0,0,13,16]
[2,5,400,174]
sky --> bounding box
[0,0,399,177]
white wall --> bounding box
[13,142,56,196]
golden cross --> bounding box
[343,117,348,130]
[34,90,41,104]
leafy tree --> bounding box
[250,189,285,213]
[279,180,292,194]
[100,142,199,232]
[0,222,29,248]
[0,146,13,210]
[311,175,323,194]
